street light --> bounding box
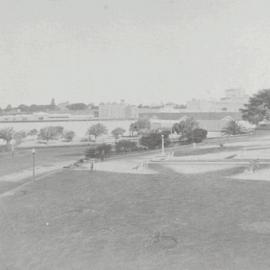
[161,134,165,155]
[10,139,15,159]
[32,148,36,180]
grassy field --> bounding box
[2,164,270,269]
[0,146,86,194]
[2,133,270,269]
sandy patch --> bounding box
[170,151,241,161]
[225,137,270,148]
[231,167,270,181]
[165,163,239,174]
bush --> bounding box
[39,126,64,141]
[139,131,170,150]
[80,137,89,142]
[129,118,151,135]
[115,140,137,153]
[191,128,208,143]
[27,129,38,136]
[221,120,243,135]
[111,127,126,139]
[13,131,27,145]
[85,147,97,159]
[85,143,112,159]
[63,130,75,142]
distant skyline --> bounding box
[1,0,270,107]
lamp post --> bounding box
[161,134,165,155]
[32,148,36,180]
[10,139,15,159]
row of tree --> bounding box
[84,117,208,159]
[0,100,97,114]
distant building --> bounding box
[57,102,70,111]
[99,101,138,119]
[140,112,242,133]
[125,105,139,119]
[186,89,249,112]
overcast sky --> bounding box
[1,0,270,107]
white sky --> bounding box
[1,0,270,107]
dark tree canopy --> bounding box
[87,123,108,139]
[66,103,88,111]
[139,130,170,150]
[221,120,243,135]
[172,117,199,138]
[111,127,126,139]
[0,127,14,144]
[241,89,270,124]
[129,118,150,135]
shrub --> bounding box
[13,131,27,145]
[39,126,64,141]
[139,131,170,150]
[63,130,75,142]
[0,127,14,149]
[111,127,126,139]
[85,143,112,159]
[85,147,98,159]
[191,128,208,143]
[115,140,137,153]
[129,118,151,135]
[172,116,199,141]
[221,120,243,135]
[27,129,38,136]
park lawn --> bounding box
[0,145,86,178]
[2,166,270,269]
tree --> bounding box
[0,127,14,148]
[191,128,208,143]
[172,116,199,141]
[111,127,125,139]
[5,105,12,112]
[221,120,243,135]
[13,131,27,145]
[85,143,112,159]
[63,130,75,142]
[115,140,137,152]
[66,103,88,111]
[139,130,170,150]
[27,129,38,136]
[18,104,30,113]
[129,118,150,135]
[241,89,270,125]
[39,126,64,142]
[87,123,107,140]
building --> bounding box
[186,89,249,112]
[125,105,139,119]
[140,112,242,133]
[99,101,138,119]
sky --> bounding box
[1,0,270,107]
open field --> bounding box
[2,133,270,269]
[0,146,86,194]
[2,166,270,269]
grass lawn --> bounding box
[2,165,270,269]
[0,146,86,195]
